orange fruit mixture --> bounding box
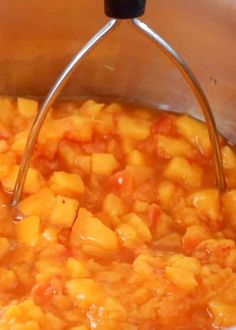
[0,97,235,330]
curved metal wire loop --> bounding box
[11,18,119,207]
[12,17,226,209]
[132,18,226,192]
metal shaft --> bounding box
[11,18,119,207]
[132,18,226,191]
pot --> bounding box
[0,0,235,143]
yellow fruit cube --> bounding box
[168,255,201,275]
[117,115,150,140]
[182,224,211,252]
[80,99,104,118]
[123,213,152,243]
[49,171,85,198]
[105,102,122,114]
[126,150,146,166]
[208,299,236,327]
[0,152,16,179]
[95,112,115,135]
[188,189,220,222]
[66,279,104,307]
[165,266,198,293]
[58,142,90,172]
[100,297,126,320]
[17,97,38,118]
[222,190,236,228]
[50,195,79,228]
[166,254,201,292]
[71,208,119,255]
[116,223,140,249]
[67,258,89,278]
[103,193,125,217]
[66,114,94,143]
[91,153,119,176]
[42,228,58,243]
[16,216,40,246]
[38,118,68,146]
[0,267,17,290]
[121,137,136,154]
[19,187,55,221]
[164,156,203,189]
[1,299,44,326]
[222,145,236,169]
[156,134,193,158]
[10,130,29,157]
[157,181,176,210]
[175,115,211,155]
[1,165,44,194]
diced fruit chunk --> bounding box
[16,216,40,246]
[66,117,93,143]
[42,228,58,243]
[19,187,55,221]
[95,112,115,135]
[222,190,236,228]
[222,146,236,169]
[10,130,29,156]
[0,152,15,179]
[71,208,119,255]
[80,99,104,117]
[0,267,17,290]
[157,181,176,210]
[1,165,44,194]
[66,279,104,307]
[176,115,211,155]
[117,116,150,140]
[182,224,211,252]
[127,150,146,166]
[116,223,140,249]
[168,255,201,275]
[165,266,198,293]
[50,195,79,228]
[164,157,202,188]
[49,171,84,198]
[156,134,193,158]
[123,213,152,242]
[91,153,119,176]
[103,193,125,217]
[188,189,220,222]
[17,97,38,118]
[116,213,152,249]
[67,258,89,278]
[166,255,201,292]
[208,299,236,327]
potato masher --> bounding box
[11,0,226,208]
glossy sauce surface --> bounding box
[0,97,236,330]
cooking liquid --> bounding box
[0,97,235,330]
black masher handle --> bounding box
[104,0,146,19]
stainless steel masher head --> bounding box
[11,0,226,209]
